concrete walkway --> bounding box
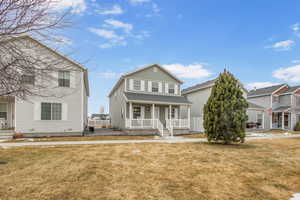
[0,134,299,148]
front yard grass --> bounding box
[0,138,300,200]
[182,133,206,138]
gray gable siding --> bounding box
[125,66,181,95]
[127,66,181,83]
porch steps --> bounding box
[162,129,172,137]
[0,130,14,140]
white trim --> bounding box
[14,98,17,129]
[81,72,84,131]
[124,78,127,92]
[272,84,288,95]
[127,100,192,105]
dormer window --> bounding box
[152,82,159,92]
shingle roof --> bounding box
[247,102,265,110]
[182,79,248,95]
[248,84,286,97]
[272,105,291,112]
[124,92,192,104]
[181,79,215,94]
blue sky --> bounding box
[52,0,300,114]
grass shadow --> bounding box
[199,141,258,149]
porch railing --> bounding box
[125,119,165,136]
[125,119,155,129]
[88,119,110,128]
[166,119,189,129]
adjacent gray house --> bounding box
[109,64,192,136]
[248,84,300,130]
[0,36,89,137]
[182,79,265,132]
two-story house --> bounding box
[248,84,300,130]
[0,35,89,138]
[109,64,192,136]
[182,79,265,132]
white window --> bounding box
[152,82,159,92]
[41,103,62,120]
[0,103,7,120]
[133,80,141,91]
[168,84,175,94]
[58,71,70,87]
[21,75,35,85]
[272,95,279,104]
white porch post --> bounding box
[262,111,265,129]
[282,112,284,130]
[152,104,155,128]
[129,102,133,128]
[169,105,172,120]
[188,105,191,129]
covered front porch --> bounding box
[125,102,191,130]
[0,96,15,130]
[123,92,191,136]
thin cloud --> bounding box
[103,19,133,33]
[50,0,86,14]
[129,0,151,5]
[97,4,124,15]
[162,63,212,79]
[273,65,300,82]
[267,40,295,51]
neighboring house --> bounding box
[91,114,110,120]
[248,84,300,130]
[0,35,89,137]
[109,64,192,136]
[182,79,265,132]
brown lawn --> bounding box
[0,138,300,200]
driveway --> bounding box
[1,134,300,148]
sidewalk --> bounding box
[1,134,299,148]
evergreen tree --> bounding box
[203,69,248,144]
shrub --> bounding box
[294,122,300,131]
